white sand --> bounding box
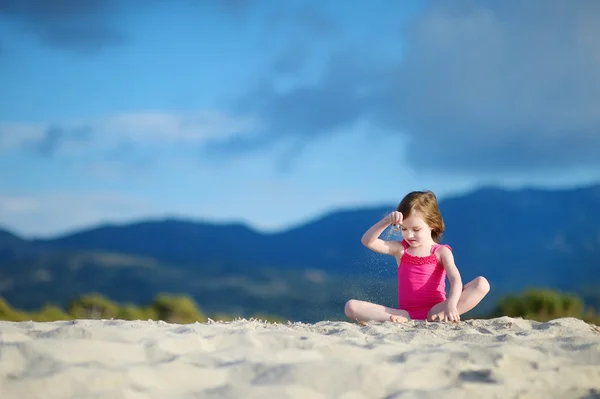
[0,317,599,399]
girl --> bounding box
[344,190,490,323]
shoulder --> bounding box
[433,244,453,262]
[393,240,406,264]
[396,240,406,256]
[434,244,452,253]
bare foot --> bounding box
[389,314,408,323]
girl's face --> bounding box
[401,212,433,247]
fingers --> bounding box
[430,312,461,323]
[442,312,460,323]
[389,211,403,226]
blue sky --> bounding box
[1,0,600,238]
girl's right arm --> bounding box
[361,213,404,258]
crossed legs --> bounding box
[427,276,490,321]
[344,276,490,324]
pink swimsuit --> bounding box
[397,240,450,320]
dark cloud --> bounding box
[265,6,337,75]
[271,43,310,75]
[35,125,92,157]
[217,1,600,176]
[0,0,124,52]
[235,51,390,140]
[383,0,600,174]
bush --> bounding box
[68,294,121,320]
[492,288,599,324]
[0,297,29,321]
[0,293,209,324]
[31,304,72,322]
[151,293,207,324]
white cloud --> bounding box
[0,191,161,238]
[0,109,259,155]
[98,110,259,143]
[0,122,46,150]
[0,196,40,213]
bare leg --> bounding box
[344,299,411,324]
[428,276,491,322]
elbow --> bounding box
[360,234,371,247]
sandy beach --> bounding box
[0,316,599,399]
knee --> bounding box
[474,276,491,295]
[344,299,358,318]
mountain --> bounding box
[0,229,44,261]
[440,184,600,293]
[0,183,599,322]
[31,209,382,272]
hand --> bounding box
[444,305,460,323]
[388,211,403,228]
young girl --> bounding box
[344,190,490,323]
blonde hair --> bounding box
[396,190,445,243]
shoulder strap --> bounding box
[401,240,409,250]
[432,243,452,255]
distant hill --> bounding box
[0,183,599,322]
[31,209,383,272]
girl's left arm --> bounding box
[438,246,463,308]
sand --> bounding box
[0,317,599,399]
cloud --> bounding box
[0,195,39,214]
[35,125,92,157]
[0,110,258,157]
[0,191,160,238]
[216,0,337,40]
[0,0,125,52]
[384,0,600,174]
[0,122,46,150]
[216,1,600,176]
[232,51,389,143]
[271,43,311,75]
